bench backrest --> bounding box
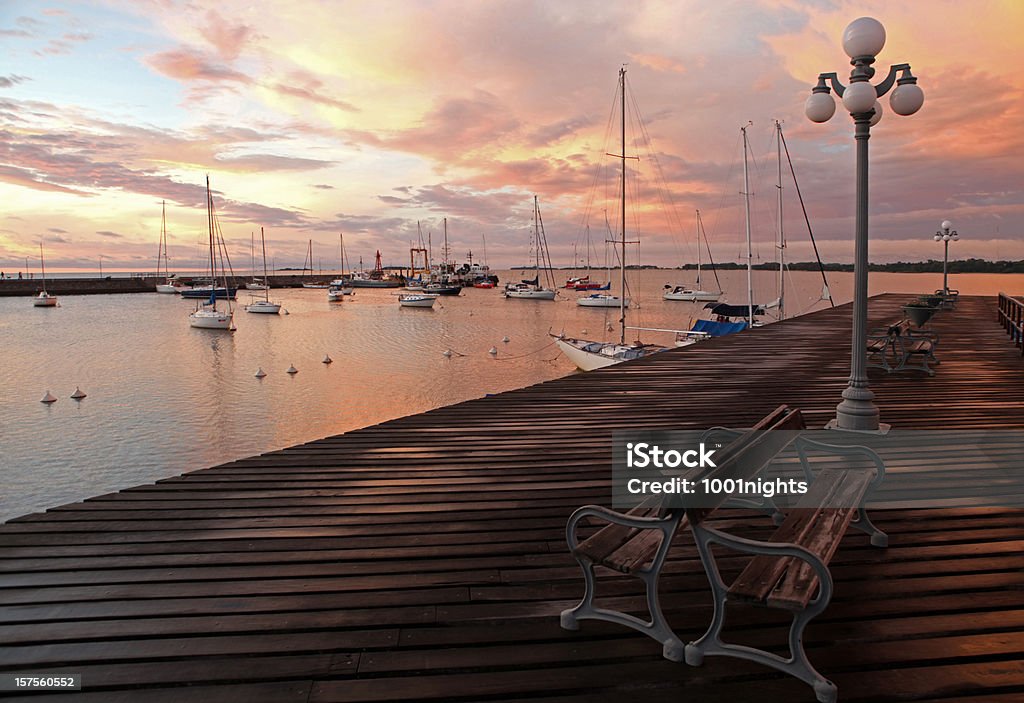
[686,405,806,527]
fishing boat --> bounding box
[154,201,182,293]
[245,227,281,314]
[32,242,57,307]
[350,250,404,287]
[663,210,723,302]
[504,196,556,300]
[554,68,668,371]
[189,176,235,330]
[398,293,438,308]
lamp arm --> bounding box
[874,63,911,97]
[819,72,845,97]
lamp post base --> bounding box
[824,418,891,434]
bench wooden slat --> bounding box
[688,407,806,526]
[728,469,874,610]
[572,497,661,572]
[767,470,874,610]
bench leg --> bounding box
[685,530,838,703]
[852,507,888,547]
[561,517,685,661]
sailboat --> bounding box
[189,176,235,330]
[301,240,330,288]
[245,227,281,314]
[328,232,355,300]
[244,231,268,290]
[554,68,667,370]
[154,201,182,293]
[663,210,723,302]
[32,242,57,307]
[504,196,556,300]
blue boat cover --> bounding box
[691,319,748,337]
[703,302,765,317]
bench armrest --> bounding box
[692,524,833,606]
[700,427,744,444]
[794,437,886,490]
[565,504,676,550]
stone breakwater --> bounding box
[0,275,322,296]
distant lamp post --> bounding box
[934,221,959,294]
[99,255,104,278]
[806,16,924,433]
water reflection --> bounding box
[1,270,1022,522]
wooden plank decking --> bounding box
[1,294,1023,702]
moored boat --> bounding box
[398,293,438,308]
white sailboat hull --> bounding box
[576,295,628,308]
[155,284,181,294]
[189,309,233,329]
[504,288,556,300]
[245,300,281,314]
[245,283,268,291]
[663,289,722,302]
[554,336,665,371]
[399,294,438,308]
[33,293,58,307]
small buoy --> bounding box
[322,355,333,364]
[41,391,57,404]
[469,311,474,316]
[287,365,298,374]
[488,346,498,355]
[255,368,267,378]
[283,309,290,315]
[581,329,588,335]
[502,336,510,343]
[70,387,87,399]
[442,349,453,358]
[607,323,614,332]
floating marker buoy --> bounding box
[442,349,453,358]
[488,347,498,355]
[469,311,474,316]
[502,336,510,343]
[283,309,289,315]
[41,391,57,404]
[607,323,614,332]
[322,355,333,364]
[70,387,87,399]
[287,365,298,374]
[581,329,588,335]
[255,368,267,378]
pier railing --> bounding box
[998,292,1024,353]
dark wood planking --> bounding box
[1,295,1023,701]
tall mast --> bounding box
[39,242,46,290]
[741,124,753,328]
[206,175,216,311]
[159,200,168,278]
[533,195,540,277]
[776,119,786,320]
[261,227,270,302]
[443,218,449,274]
[619,66,627,345]
[695,209,702,288]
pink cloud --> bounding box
[199,9,252,61]
[146,49,251,83]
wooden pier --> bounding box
[1,294,1022,702]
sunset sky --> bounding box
[1,0,1022,273]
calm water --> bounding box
[2,269,1020,522]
